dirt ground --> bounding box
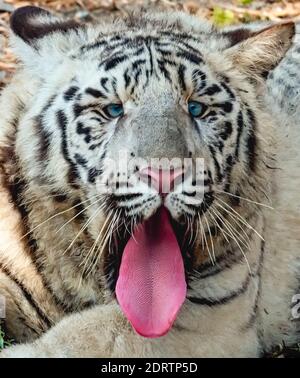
[1,0,300,87]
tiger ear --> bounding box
[223,23,295,79]
[10,6,79,45]
[9,6,82,73]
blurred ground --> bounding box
[1,0,300,87]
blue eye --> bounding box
[188,101,206,118]
[104,103,124,118]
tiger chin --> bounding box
[0,6,299,358]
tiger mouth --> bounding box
[103,207,193,292]
[103,205,196,338]
[103,192,215,291]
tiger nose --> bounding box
[139,167,184,194]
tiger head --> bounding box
[9,7,294,337]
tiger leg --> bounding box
[0,303,124,358]
[0,176,63,344]
[0,270,48,343]
[0,302,261,358]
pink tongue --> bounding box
[116,207,187,338]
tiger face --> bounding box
[57,34,241,222]
[10,7,294,337]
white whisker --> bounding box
[63,202,105,257]
[215,198,265,241]
[215,189,273,209]
[211,207,251,274]
[207,208,229,243]
[203,212,216,262]
[198,213,215,265]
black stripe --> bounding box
[159,31,202,47]
[214,102,233,113]
[91,109,105,118]
[209,146,222,182]
[76,121,92,143]
[235,110,244,159]
[216,140,224,153]
[133,69,143,87]
[73,103,90,118]
[87,167,103,184]
[245,108,257,172]
[243,238,265,329]
[132,59,146,70]
[114,193,143,201]
[50,190,68,203]
[100,77,109,91]
[246,129,256,172]
[157,60,171,82]
[131,46,145,57]
[176,40,203,55]
[90,116,102,124]
[104,55,128,71]
[64,86,79,101]
[88,140,104,151]
[6,302,40,339]
[156,48,173,56]
[121,196,157,212]
[26,249,75,314]
[178,64,186,91]
[182,190,196,197]
[74,153,88,168]
[176,50,203,65]
[220,81,235,100]
[56,110,79,187]
[219,121,232,141]
[34,95,56,163]
[145,42,154,77]
[81,39,108,52]
[34,115,52,162]
[85,87,107,99]
[124,68,131,89]
[202,84,222,96]
[188,272,251,306]
[72,198,87,222]
[158,58,177,67]
[194,248,246,279]
[224,154,234,192]
[0,262,52,328]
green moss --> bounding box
[239,0,254,5]
[0,324,5,350]
[0,322,13,350]
[212,7,237,27]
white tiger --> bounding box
[0,6,299,357]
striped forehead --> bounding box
[74,32,219,99]
[80,31,206,58]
